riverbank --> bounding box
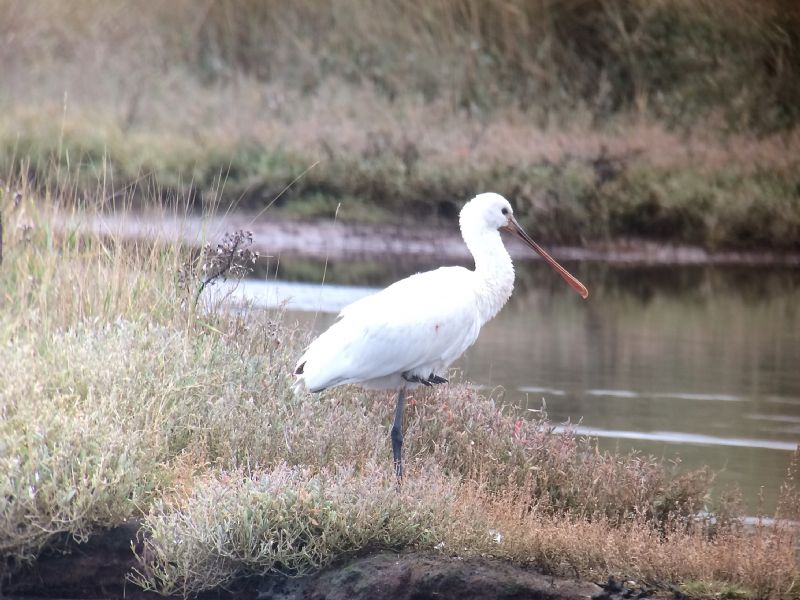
[4,109,800,254]
[1,198,797,598]
[0,520,652,600]
[3,0,800,254]
[54,210,800,267]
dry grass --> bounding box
[4,107,799,250]
[1,175,798,597]
[132,463,798,597]
[1,1,800,250]
[2,0,798,129]
[132,465,457,595]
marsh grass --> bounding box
[0,172,797,597]
[3,0,799,129]
[5,113,799,251]
[2,1,800,250]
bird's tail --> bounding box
[292,357,309,394]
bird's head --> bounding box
[462,192,515,231]
[461,192,589,299]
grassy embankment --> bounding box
[2,0,800,250]
[1,176,799,598]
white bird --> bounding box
[294,192,588,477]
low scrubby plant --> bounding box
[132,464,456,595]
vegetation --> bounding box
[1,1,799,594]
[4,0,799,129]
[1,178,798,597]
[1,0,800,250]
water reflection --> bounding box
[232,259,800,512]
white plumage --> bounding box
[296,266,482,391]
[294,192,588,476]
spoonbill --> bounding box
[294,192,588,477]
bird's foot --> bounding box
[401,372,432,386]
[401,372,449,386]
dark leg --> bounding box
[391,388,406,479]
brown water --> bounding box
[229,259,800,512]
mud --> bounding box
[63,212,800,266]
[2,523,678,600]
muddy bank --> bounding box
[59,212,800,266]
[4,522,674,600]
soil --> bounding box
[2,523,677,600]
[68,212,800,266]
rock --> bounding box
[591,576,669,600]
[250,552,601,600]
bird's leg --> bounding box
[391,388,407,480]
[427,374,448,385]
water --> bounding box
[226,259,800,512]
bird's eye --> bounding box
[501,207,509,215]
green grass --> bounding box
[3,117,799,251]
[681,581,750,600]
[0,178,798,597]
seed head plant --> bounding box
[178,229,259,309]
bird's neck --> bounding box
[463,228,515,325]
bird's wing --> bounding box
[335,271,425,320]
[297,267,481,391]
